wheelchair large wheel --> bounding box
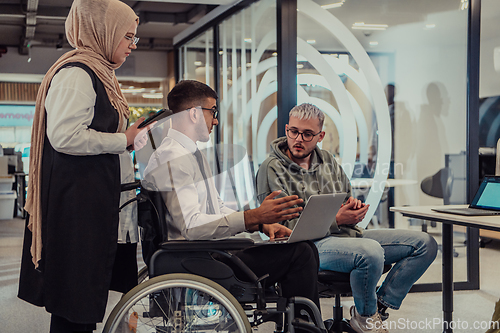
[104,273,252,333]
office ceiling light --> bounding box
[306,39,316,44]
[321,0,345,9]
[272,52,278,56]
[369,41,378,46]
[297,64,304,69]
[194,61,203,66]
[244,38,252,43]
[460,0,468,10]
[352,22,388,30]
[425,23,436,29]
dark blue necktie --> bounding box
[194,149,215,214]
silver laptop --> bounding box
[257,193,347,244]
[432,176,500,216]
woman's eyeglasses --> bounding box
[124,35,140,47]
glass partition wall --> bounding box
[295,0,470,288]
[178,0,277,210]
[217,0,277,209]
[175,0,481,290]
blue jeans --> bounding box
[314,229,438,316]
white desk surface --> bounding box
[391,205,500,232]
[350,178,417,189]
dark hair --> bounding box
[167,80,218,113]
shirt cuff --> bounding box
[226,211,246,235]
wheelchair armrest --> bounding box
[159,238,255,251]
[120,180,141,192]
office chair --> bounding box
[318,265,392,333]
[421,167,460,257]
[420,167,454,232]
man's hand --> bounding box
[262,223,292,240]
[244,191,303,231]
[336,196,370,226]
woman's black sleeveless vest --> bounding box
[18,62,122,324]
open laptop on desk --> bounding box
[432,176,500,216]
[256,192,347,244]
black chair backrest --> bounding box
[137,185,168,265]
[421,167,454,204]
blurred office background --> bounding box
[1,0,500,330]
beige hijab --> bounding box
[25,0,139,267]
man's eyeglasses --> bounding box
[201,107,218,119]
[286,128,321,142]
[124,35,140,47]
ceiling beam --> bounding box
[21,0,39,54]
[26,0,38,12]
[0,5,24,18]
[0,5,68,20]
[138,5,210,25]
[186,5,209,23]
[139,11,181,24]
[37,6,70,20]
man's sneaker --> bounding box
[349,306,389,333]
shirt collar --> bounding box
[168,128,198,154]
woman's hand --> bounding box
[125,117,156,151]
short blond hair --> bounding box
[289,103,325,128]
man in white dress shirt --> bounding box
[143,80,321,316]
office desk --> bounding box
[350,178,417,189]
[391,205,500,333]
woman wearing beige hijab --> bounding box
[18,0,145,331]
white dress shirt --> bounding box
[44,66,138,243]
[45,67,127,155]
[143,128,246,241]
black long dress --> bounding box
[18,62,122,324]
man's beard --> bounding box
[289,147,314,160]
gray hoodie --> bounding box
[256,137,363,237]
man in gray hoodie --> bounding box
[257,103,438,333]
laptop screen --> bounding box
[470,176,500,210]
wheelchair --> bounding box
[103,182,326,333]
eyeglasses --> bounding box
[201,107,218,119]
[124,35,140,47]
[286,128,321,142]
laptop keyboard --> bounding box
[468,208,500,215]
